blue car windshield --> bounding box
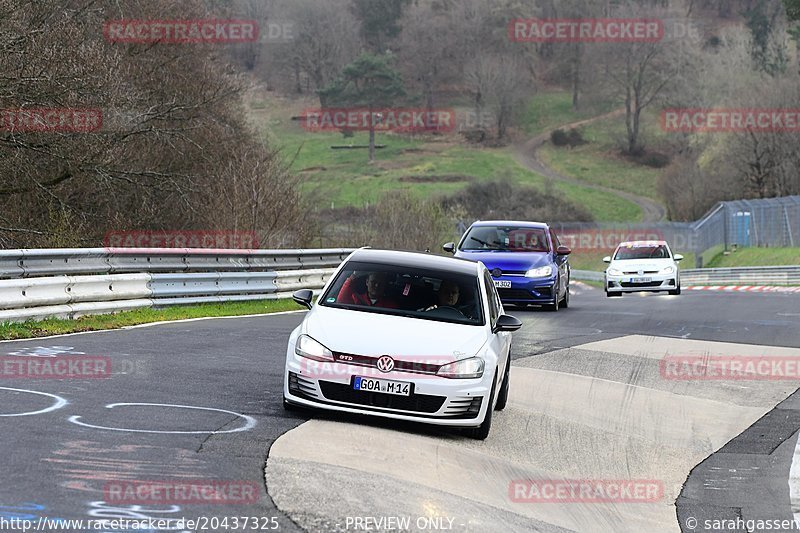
[460,226,550,252]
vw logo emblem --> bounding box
[376,355,394,373]
[638,270,644,276]
[491,268,502,277]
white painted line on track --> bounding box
[67,402,256,434]
[0,387,68,417]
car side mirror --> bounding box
[602,256,612,263]
[674,254,684,261]
[443,242,456,254]
[493,314,522,333]
[292,289,313,310]
[556,245,571,256]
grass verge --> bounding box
[706,247,800,268]
[0,299,300,341]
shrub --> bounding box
[551,128,585,147]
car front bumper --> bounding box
[605,272,678,293]
[492,275,557,304]
[283,346,494,428]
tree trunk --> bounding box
[294,63,302,94]
[368,124,376,163]
[625,85,635,154]
[571,45,581,111]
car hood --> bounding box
[609,259,675,271]
[302,305,487,362]
[455,250,551,271]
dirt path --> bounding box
[513,109,667,222]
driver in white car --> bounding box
[422,279,460,311]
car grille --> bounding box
[332,352,442,374]
[318,381,446,413]
[288,372,320,399]
[441,396,483,419]
[620,281,663,288]
[623,270,659,275]
[498,287,552,300]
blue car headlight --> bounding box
[525,265,553,278]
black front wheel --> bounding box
[494,355,510,411]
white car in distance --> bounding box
[603,241,683,297]
[284,248,522,440]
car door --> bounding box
[550,228,569,298]
[482,270,511,388]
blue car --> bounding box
[443,221,572,311]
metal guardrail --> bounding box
[679,265,800,286]
[0,248,354,323]
[0,248,795,323]
[572,266,800,286]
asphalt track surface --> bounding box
[1,284,799,533]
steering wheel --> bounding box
[425,305,466,316]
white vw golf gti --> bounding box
[604,240,683,297]
[284,249,522,439]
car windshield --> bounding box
[614,244,670,260]
[319,261,484,326]
[460,226,549,252]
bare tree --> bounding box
[465,53,530,142]
[0,0,311,247]
[270,0,361,99]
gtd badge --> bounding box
[376,355,395,373]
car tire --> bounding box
[494,354,510,411]
[466,374,496,440]
[606,290,621,298]
[669,285,681,295]
[547,284,560,311]
[561,286,570,308]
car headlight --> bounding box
[295,334,334,362]
[607,268,622,276]
[660,266,675,274]
[437,357,484,379]
[525,265,553,278]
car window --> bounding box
[614,244,671,260]
[550,229,561,249]
[320,260,485,326]
[483,271,500,326]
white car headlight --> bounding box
[525,265,553,278]
[607,268,622,276]
[437,357,484,379]
[295,334,334,362]
[660,266,675,274]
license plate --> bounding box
[629,277,652,283]
[494,280,511,288]
[353,376,411,396]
